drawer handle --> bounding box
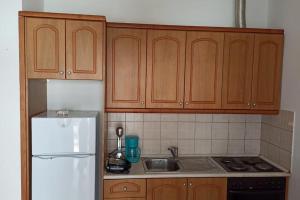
[123,186,127,192]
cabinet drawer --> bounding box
[104,179,146,198]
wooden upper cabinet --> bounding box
[106,28,147,108]
[251,34,283,110]
[26,17,65,79]
[222,33,254,109]
[147,179,187,200]
[66,20,104,80]
[185,31,224,109]
[187,178,227,200]
[146,30,186,109]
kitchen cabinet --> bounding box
[251,34,283,110]
[146,30,186,109]
[222,33,283,111]
[187,178,227,200]
[222,33,254,109]
[104,179,146,199]
[146,178,227,200]
[185,31,224,109]
[25,17,105,80]
[146,178,187,200]
[106,28,147,108]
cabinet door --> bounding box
[26,17,65,79]
[106,28,147,108]
[187,178,227,200]
[222,33,254,109]
[251,34,283,110]
[147,179,187,200]
[146,30,186,109]
[185,32,224,109]
[66,20,105,80]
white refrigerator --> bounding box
[31,111,99,200]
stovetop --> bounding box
[213,157,283,172]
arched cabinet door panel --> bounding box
[106,28,147,108]
[185,31,224,109]
[146,30,186,109]
[147,179,187,200]
[222,33,254,109]
[66,20,105,80]
[251,34,283,110]
[26,18,65,79]
[187,178,227,200]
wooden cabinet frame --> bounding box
[19,11,106,200]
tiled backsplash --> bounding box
[260,110,294,170]
[106,113,262,157]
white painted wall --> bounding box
[0,1,22,200]
[268,0,300,199]
[44,0,269,27]
[22,0,43,11]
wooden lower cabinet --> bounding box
[147,178,187,200]
[187,178,227,200]
[146,178,226,200]
[105,199,145,200]
[104,179,146,199]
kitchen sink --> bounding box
[143,158,181,173]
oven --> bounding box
[228,177,286,200]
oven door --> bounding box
[228,190,285,200]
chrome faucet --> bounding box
[168,146,178,159]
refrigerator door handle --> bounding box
[33,154,95,160]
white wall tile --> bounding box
[212,123,228,139]
[161,122,178,139]
[260,141,268,157]
[196,114,213,122]
[268,127,281,146]
[279,129,293,152]
[143,140,161,155]
[212,140,228,154]
[195,123,212,139]
[126,122,143,139]
[161,114,178,122]
[178,140,195,155]
[213,114,229,122]
[195,140,211,154]
[108,113,125,122]
[126,113,144,121]
[245,140,260,154]
[267,143,280,163]
[143,122,160,139]
[144,113,161,122]
[229,114,246,122]
[178,122,195,139]
[245,123,261,139]
[229,123,245,139]
[228,140,245,154]
[161,140,178,155]
[178,114,195,122]
[246,115,262,123]
[279,149,291,170]
[107,139,117,153]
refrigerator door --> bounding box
[32,155,95,200]
[32,116,96,154]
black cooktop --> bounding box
[213,157,283,172]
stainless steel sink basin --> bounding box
[143,158,181,173]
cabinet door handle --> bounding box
[189,183,192,187]
[179,101,183,105]
[253,103,256,107]
[67,71,72,75]
[247,102,251,106]
[123,186,127,191]
[185,102,189,105]
[59,71,64,75]
[183,183,186,186]
[141,101,145,105]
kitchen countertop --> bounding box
[103,156,291,180]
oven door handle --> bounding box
[228,190,285,196]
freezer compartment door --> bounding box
[32,155,95,200]
[32,117,96,154]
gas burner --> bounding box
[242,157,261,165]
[221,158,235,164]
[254,163,274,171]
[227,163,249,172]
